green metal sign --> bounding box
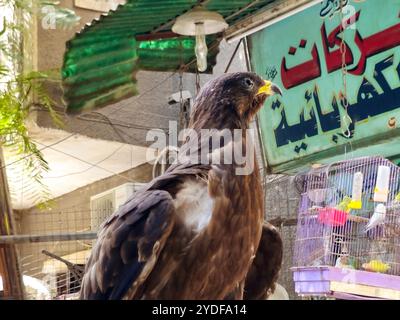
[248,0,400,173]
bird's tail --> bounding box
[364,221,375,233]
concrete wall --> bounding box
[37,0,104,72]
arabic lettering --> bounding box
[273,99,318,147]
[348,54,399,122]
[320,0,349,18]
[349,23,400,75]
[280,11,400,89]
[312,87,340,132]
[281,44,321,89]
[294,142,308,154]
[357,77,378,103]
[265,66,278,81]
[273,55,400,149]
[271,100,281,110]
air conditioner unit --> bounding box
[90,183,145,231]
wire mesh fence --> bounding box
[264,174,301,300]
[4,208,103,300]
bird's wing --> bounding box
[242,223,283,300]
[80,190,175,300]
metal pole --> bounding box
[0,232,97,244]
[0,147,25,299]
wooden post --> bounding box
[0,147,24,299]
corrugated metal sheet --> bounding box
[62,0,277,113]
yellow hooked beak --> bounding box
[257,80,283,96]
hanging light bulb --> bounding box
[194,22,207,72]
[172,7,227,72]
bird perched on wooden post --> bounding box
[80,72,283,300]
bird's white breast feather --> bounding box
[174,180,213,232]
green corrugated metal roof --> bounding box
[62,0,277,113]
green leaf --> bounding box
[23,71,49,80]
[0,0,76,208]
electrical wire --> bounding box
[77,112,170,132]
[224,38,243,73]
[32,140,135,183]
[43,143,126,179]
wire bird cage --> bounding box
[0,206,112,300]
[13,209,97,300]
[292,157,400,300]
[0,182,147,300]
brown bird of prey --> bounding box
[80,72,282,300]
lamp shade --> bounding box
[172,7,228,36]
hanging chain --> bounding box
[339,0,352,138]
[179,70,183,108]
[178,38,185,131]
[179,71,184,130]
[195,69,201,96]
[179,38,184,108]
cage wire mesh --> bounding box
[293,157,400,278]
[254,117,301,300]
[263,174,300,299]
[11,207,110,300]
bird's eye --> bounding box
[243,78,254,89]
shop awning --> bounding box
[62,0,277,113]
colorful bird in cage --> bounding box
[335,256,360,270]
[335,256,354,269]
[336,196,352,213]
[362,260,391,273]
[395,192,400,203]
[335,245,355,269]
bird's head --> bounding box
[225,72,282,120]
[190,72,282,129]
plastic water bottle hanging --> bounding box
[374,165,390,202]
[349,171,363,209]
